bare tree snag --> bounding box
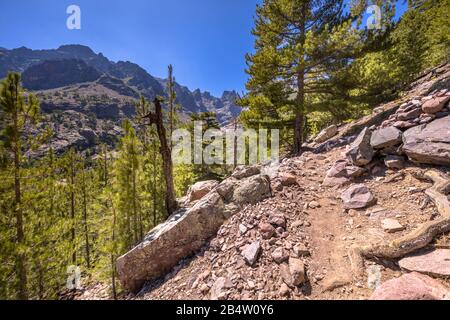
[143,98,178,216]
[349,169,450,278]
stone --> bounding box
[279,173,298,186]
[309,201,320,209]
[314,125,338,144]
[370,126,403,149]
[231,165,260,179]
[341,184,376,209]
[393,120,416,129]
[293,244,310,257]
[403,115,450,166]
[279,264,293,288]
[397,107,422,121]
[370,272,450,300]
[238,224,248,235]
[117,174,272,293]
[346,128,374,166]
[384,155,405,169]
[232,175,272,205]
[381,218,405,233]
[271,247,289,264]
[268,214,286,228]
[279,283,291,297]
[289,257,306,286]
[210,277,233,300]
[398,249,450,277]
[241,241,261,266]
[422,96,450,114]
[322,160,365,187]
[187,180,219,202]
[259,222,276,239]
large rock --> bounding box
[341,184,376,209]
[323,160,364,187]
[399,249,450,277]
[346,128,374,166]
[232,175,271,204]
[370,126,402,149]
[422,96,450,114]
[187,180,219,202]
[314,125,338,144]
[117,173,271,293]
[403,115,450,166]
[370,272,450,300]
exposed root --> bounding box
[349,169,450,278]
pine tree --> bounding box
[0,72,40,299]
[240,0,395,152]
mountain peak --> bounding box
[57,44,95,56]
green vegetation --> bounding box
[239,0,449,152]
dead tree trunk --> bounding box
[143,98,178,217]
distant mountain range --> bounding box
[0,45,242,154]
[0,44,241,123]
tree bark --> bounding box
[144,98,178,217]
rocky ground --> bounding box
[74,64,450,301]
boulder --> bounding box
[314,125,338,144]
[232,175,271,204]
[403,115,450,166]
[422,96,450,114]
[346,128,374,166]
[279,173,298,186]
[187,180,219,202]
[117,172,271,293]
[370,272,450,300]
[341,184,376,209]
[232,165,260,179]
[370,126,402,149]
[322,160,365,187]
[399,249,450,277]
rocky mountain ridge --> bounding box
[0,45,242,154]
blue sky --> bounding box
[0,0,407,96]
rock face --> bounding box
[314,125,338,144]
[370,272,450,300]
[399,250,450,277]
[346,128,374,166]
[116,168,271,293]
[370,126,402,149]
[341,184,376,209]
[187,180,219,202]
[403,115,450,165]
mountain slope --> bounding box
[0,44,241,119]
[0,45,242,154]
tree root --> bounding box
[349,169,450,278]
